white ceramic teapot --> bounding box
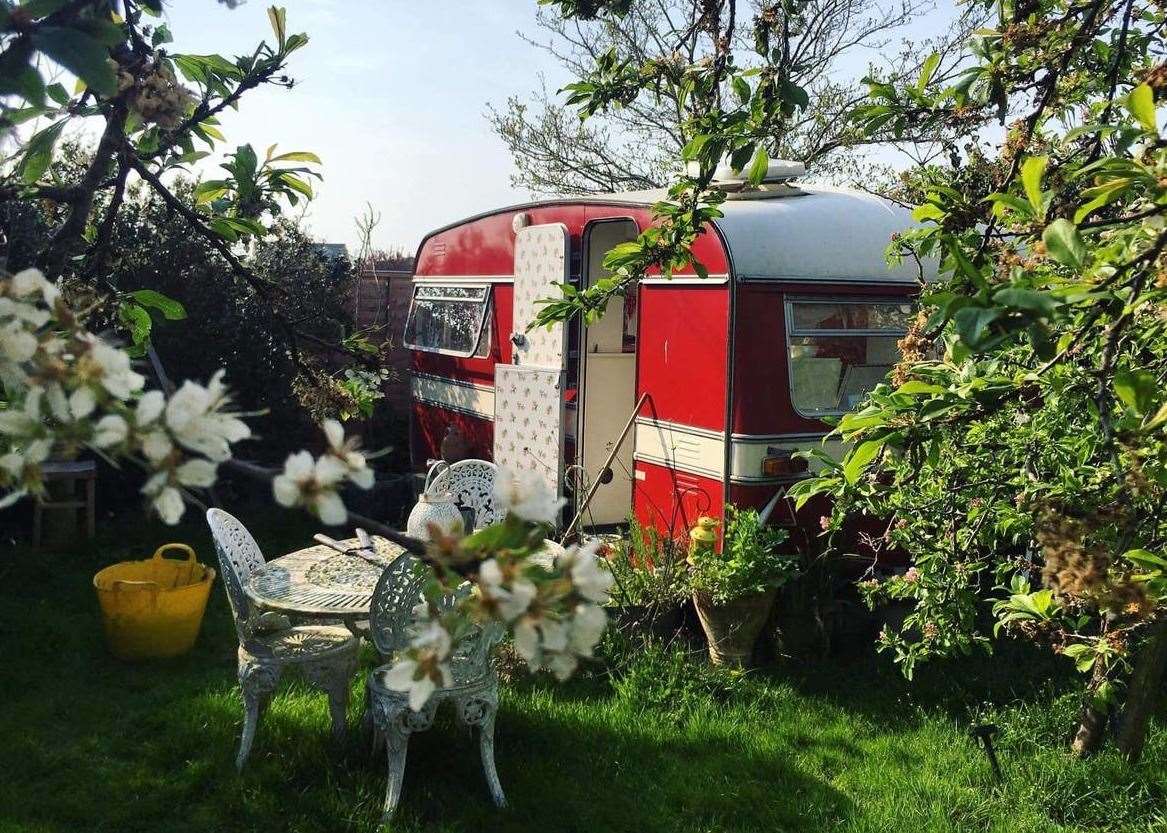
[406,462,465,541]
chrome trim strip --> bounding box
[633,416,724,440]
[412,275,514,284]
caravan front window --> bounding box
[786,299,913,417]
[404,284,491,357]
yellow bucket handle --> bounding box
[111,579,160,593]
[152,543,196,562]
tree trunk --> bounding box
[1116,618,1167,763]
[1070,660,1110,757]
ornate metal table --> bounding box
[246,536,406,629]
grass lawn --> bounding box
[0,507,1164,833]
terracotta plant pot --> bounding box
[693,589,776,667]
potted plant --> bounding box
[604,517,689,641]
[690,505,798,666]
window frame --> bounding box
[403,282,492,358]
[784,296,912,419]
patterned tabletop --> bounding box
[246,536,406,618]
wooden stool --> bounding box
[33,460,97,546]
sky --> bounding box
[157,1,958,255]
[164,1,570,255]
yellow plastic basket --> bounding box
[93,543,217,661]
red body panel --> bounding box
[633,460,723,544]
[635,284,729,431]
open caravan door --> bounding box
[493,223,569,515]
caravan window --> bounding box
[786,299,913,417]
[404,284,491,357]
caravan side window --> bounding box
[404,284,491,357]
[786,299,913,417]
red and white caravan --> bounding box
[404,168,927,544]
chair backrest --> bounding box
[369,554,499,684]
[206,508,266,642]
[429,459,503,530]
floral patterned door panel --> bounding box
[510,223,569,367]
[493,223,570,506]
[493,364,564,501]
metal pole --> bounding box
[562,391,648,541]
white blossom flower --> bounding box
[384,621,453,711]
[87,339,145,400]
[0,319,37,363]
[0,388,43,438]
[273,450,313,508]
[322,418,374,489]
[91,414,129,449]
[568,603,607,657]
[141,471,185,524]
[563,539,614,604]
[140,430,173,464]
[164,370,250,461]
[135,390,165,426]
[175,458,217,488]
[493,467,565,525]
[272,448,348,525]
[477,558,537,621]
[10,268,59,307]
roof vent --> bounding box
[687,158,807,197]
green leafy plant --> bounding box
[689,505,797,604]
[605,515,688,608]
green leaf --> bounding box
[1021,155,1047,217]
[1124,549,1167,570]
[118,301,153,348]
[268,5,287,49]
[1125,83,1157,133]
[912,203,946,222]
[992,287,1060,317]
[16,120,66,183]
[843,439,885,484]
[129,289,186,321]
[1042,219,1086,271]
[30,26,118,96]
[268,150,321,164]
[916,51,940,92]
[746,145,769,185]
[953,305,1001,348]
[1114,369,1157,415]
[732,75,750,105]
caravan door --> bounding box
[493,223,570,508]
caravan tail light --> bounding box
[762,451,809,478]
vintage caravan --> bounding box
[404,166,926,544]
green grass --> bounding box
[0,508,1164,833]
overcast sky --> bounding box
[159,1,956,255]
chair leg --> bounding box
[383,724,411,820]
[237,658,280,772]
[326,680,349,745]
[478,706,507,808]
[85,476,96,539]
[32,500,43,548]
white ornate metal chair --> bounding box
[428,459,504,530]
[206,508,360,771]
[365,555,505,818]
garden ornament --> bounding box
[969,723,1003,783]
[406,461,465,541]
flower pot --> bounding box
[693,589,776,667]
[611,603,685,641]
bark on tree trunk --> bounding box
[1071,660,1110,757]
[1116,618,1167,763]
